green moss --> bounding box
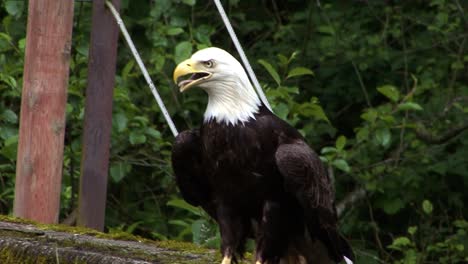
[0,245,54,264]
[0,245,88,264]
[0,229,40,239]
[156,240,211,254]
[62,239,150,260]
[0,214,36,225]
[96,230,145,242]
[37,222,101,236]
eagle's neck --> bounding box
[203,77,261,125]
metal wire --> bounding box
[105,1,179,137]
[212,0,272,111]
[105,0,273,137]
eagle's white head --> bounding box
[173,47,261,125]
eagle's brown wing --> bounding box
[275,141,354,263]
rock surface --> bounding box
[0,218,218,264]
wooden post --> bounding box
[77,0,121,231]
[13,0,75,223]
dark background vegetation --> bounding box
[1,0,467,263]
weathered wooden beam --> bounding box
[77,0,121,231]
[13,0,75,223]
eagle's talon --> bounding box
[221,256,232,264]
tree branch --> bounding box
[337,187,366,217]
[415,119,468,144]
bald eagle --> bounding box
[172,47,353,264]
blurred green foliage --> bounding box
[1,0,467,263]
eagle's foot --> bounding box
[255,257,266,264]
[221,255,232,264]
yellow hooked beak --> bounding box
[173,59,212,92]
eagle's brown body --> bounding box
[172,105,353,263]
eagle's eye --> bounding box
[203,60,214,68]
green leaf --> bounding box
[0,127,18,141]
[169,219,190,228]
[377,85,400,102]
[394,237,411,246]
[2,109,18,124]
[167,199,202,216]
[317,25,335,35]
[191,219,205,245]
[194,25,214,45]
[408,226,418,235]
[361,109,378,123]
[380,114,396,125]
[288,51,300,63]
[125,221,143,234]
[149,0,172,20]
[122,60,135,80]
[0,33,11,42]
[76,43,89,57]
[132,116,149,126]
[0,164,13,171]
[383,198,404,214]
[258,59,281,86]
[321,147,337,154]
[114,113,128,132]
[66,104,74,115]
[422,200,433,214]
[436,12,448,26]
[151,232,168,241]
[297,103,330,123]
[166,27,184,36]
[375,128,391,147]
[4,135,18,147]
[273,102,289,120]
[0,74,17,89]
[335,135,346,150]
[110,162,131,183]
[182,0,196,6]
[146,127,161,139]
[5,1,24,18]
[397,102,423,111]
[451,60,464,70]
[277,54,288,66]
[356,126,369,143]
[389,236,411,250]
[453,220,468,229]
[129,132,147,145]
[1,135,18,160]
[153,54,166,71]
[203,231,221,248]
[332,159,350,173]
[174,41,192,64]
[286,67,314,79]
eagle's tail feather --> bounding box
[280,230,353,264]
[337,232,354,263]
[318,228,354,263]
[344,256,353,264]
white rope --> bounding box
[105,1,179,137]
[213,0,272,111]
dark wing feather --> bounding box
[171,130,216,218]
[275,141,354,262]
